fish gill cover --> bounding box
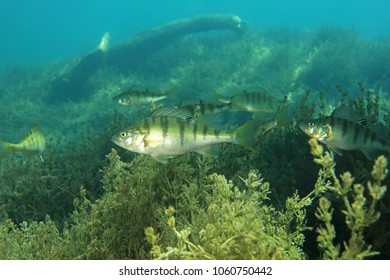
[0,1,390,260]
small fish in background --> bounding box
[218,89,276,113]
[0,126,46,163]
[111,107,259,163]
[254,104,293,139]
[299,106,390,160]
[112,86,176,106]
[179,101,233,117]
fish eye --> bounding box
[120,132,127,137]
[308,122,315,127]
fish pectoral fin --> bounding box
[360,149,385,161]
[327,145,343,156]
[196,145,221,157]
[150,154,173,164]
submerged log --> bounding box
[46,14,244,103]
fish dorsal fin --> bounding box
[150,106,193,120]
[30,126,40,135]
[331,106,367,126]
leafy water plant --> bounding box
[0,139,387,260]
[145,163,331,260]
[313,147,387,259]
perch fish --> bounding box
[299,107,390,160]
[219,89,276,113]
[0,126,46,162]
[113,87,176,106]
[111,108,258,163]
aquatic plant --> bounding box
[0,216,62,259]
[358,38,390,90]
[309,139,387,259]
[146,170,308,260]
[300,27,361,94]
[0,137,388,260]
[0,124,117,225]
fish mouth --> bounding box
[297,122,306,132]
[297,123,313,137]
[111,135,124,147]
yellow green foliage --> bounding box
[0,141,387,260]
[0,217,62,259]
[308,139,387,259]
[146,170,309,259]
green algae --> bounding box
[0,141,387,260]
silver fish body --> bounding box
[112,88,173,106]
[112,115,257,163]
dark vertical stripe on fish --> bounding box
[193,121,198,141]
[353,124,361,145]
[200,103,206,115]
[209,104,215,114]
[203,124,209,140]
[341,119,349,139]
[251,93,256,106]
[178,118,185,147]
[144,118,151,134]
[370,132,377,145]
[32,135,38,152]
[364,127,371,145]
[161,117,169,142]
[329,117,335,132]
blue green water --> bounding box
[1,0,389,69]
[0,0,390,260]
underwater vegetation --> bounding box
[0,143,387,259]
[0,25,390,259]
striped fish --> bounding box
[220,90,276,113]
[299,107,390,159]
[179,102,232,117]
[0,126,46,162]
[111,115,258,163]
[112,87,175,106]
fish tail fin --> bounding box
[165,83,179,101]
[234,119,260,150]
[0,141,13,159]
